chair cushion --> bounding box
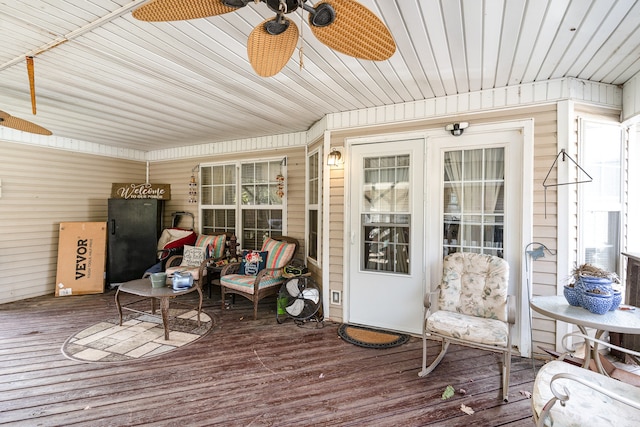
[426,310,508,346]
[239,250,268,276]
[220,274,285,294]
[195,234,226,258]
[439,252,509,321]
[261,238,296,270]
[532,360,640,427]
[180,245,206,267]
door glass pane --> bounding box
[443,148,504,258]
[361,155,411,274]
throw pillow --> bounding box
[180,245,206,267]
[238,250,268,276]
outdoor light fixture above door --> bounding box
[445,122,469,136]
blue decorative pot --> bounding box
[575,275,613,307]
[610,290,622,311]
[563,285,581,306]
[582,290,613,315]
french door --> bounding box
[348,139,425,334]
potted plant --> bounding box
[570,263,621,309]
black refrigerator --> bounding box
[107,198,163,287]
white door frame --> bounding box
[341,120,534,356]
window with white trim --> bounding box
[307,150,321,261]
[579,120,623,274]
[200,159,286,251]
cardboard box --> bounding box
[55,222,107,296]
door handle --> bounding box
[351,232,355,244]
[110,220,116,235]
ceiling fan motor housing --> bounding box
[264,0,300,14]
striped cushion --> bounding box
[195,234,226,259]
[261,238,296,270]
[220,274,285,294]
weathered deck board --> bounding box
[0,290,540,426]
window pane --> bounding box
[443,148,504,257]
[309,210,318,260]
[361,153,412,277]
[242,209,282,250]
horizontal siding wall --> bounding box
[325,105,560,345]
[0,140,146,304]
[148,146,307,258]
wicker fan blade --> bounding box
[310,0,395,61]
[26,56,37,115]
[0,110,52,135]
[247,17,298,77]
[132,0,240,22]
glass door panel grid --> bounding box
[443,148,504,258]
[362,155,411,274]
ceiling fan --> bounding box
[132,0,396,77]
[0,110,52,135]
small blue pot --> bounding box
[575,275,613,307]
[582,290,613,315]
[563,285,581,306]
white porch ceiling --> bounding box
[1,0,639,152]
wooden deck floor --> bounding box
[0,288,540,426]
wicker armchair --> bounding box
[163,232,229,290]
[220,236,298,320]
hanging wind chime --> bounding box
[188,165,198,204]
[276,173,285,198]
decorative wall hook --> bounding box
[542,149,592,218]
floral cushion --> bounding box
[239,250,267,276]
[532,360,640,427]
[438,252,509,322]
[425,310,508,346]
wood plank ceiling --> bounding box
[1,0,639,152]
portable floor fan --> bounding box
[277,276,322,323]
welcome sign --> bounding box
[111,183,171,200]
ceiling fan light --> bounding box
[310,3,335,27]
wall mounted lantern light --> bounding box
[327,148,343,166]
[445,122,469,136]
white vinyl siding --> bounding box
[0,141,146,304]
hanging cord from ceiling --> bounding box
[298,0,305,70]
[524,242,557,376]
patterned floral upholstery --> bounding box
[532,360,640,426]
[438,252,509,321]
[425,311,508,346]
[420,252,513,402]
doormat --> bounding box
[338,324,410,349]
[61,309,213,363]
